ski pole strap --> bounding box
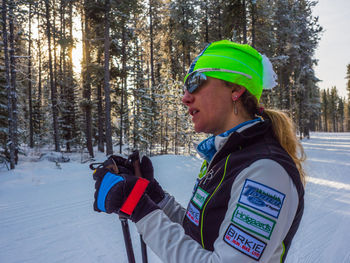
[120,178,149,216]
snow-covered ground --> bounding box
[0,132,350,263]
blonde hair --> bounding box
[225,81,306,185]
[264,109,306,185]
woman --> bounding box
[92,40,305,262]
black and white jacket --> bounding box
[136,119,304,262]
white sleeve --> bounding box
[158,193,187,224]
[136,159,299,263]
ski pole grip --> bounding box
[129,150,142,178]
[134,159,142,178]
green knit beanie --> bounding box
[184,40,277,101]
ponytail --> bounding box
[264,109,306,185]
[223,80,306,185]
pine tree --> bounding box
[8,0,19,162]
[27,1,34,148]
[0,0,327,160]
[58,0,77,152]
[96,48,105,153]
[338,97,344,132]
[321,89,328,132]
[45,0,60,152]
[2,0,16,168]
[81,0,94,157]
[33,1,45,146]
[346,64,350,99]
[329,87,338,132]
[254,0,276,56]
[346,64,350,131]
[104,0,112,155]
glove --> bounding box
[140,156,165,204]
[106,153,166,204]
[93,165,159,222]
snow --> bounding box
[1,132,350,263]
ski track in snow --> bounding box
[0,132,349,263]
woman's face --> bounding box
[182,77,236,135]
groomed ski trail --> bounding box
[0,133,349,262]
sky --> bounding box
[313,0,350,98]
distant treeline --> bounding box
[1,0,347,170]
[320,65,350,133]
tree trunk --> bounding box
[82,1,94,157]
[217,5,222,39]
[59,0,67,148]
[28,2,34,148]
[59,0,65,99]
[119,20,126,154]
[204,0,209,43]
[37,6,43,142]
[66,0,76,151]
[251,1,256,47]
[298,90,303,140]
[149,0,155,155]
[104,0,113,155]
[8,0,18,163]
[132,40,138,150]
[97,49,104,153]
[165,113,168,154]
[2,0,15,169]
[174,110,178,155]
[45,0,60,152]
[242,0,247,43]
[53,0,58,128]
[97,81,105,153]
[340,114,344,132]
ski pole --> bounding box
[129,150,148,263]
[120,217,136,263]
[90,160,136,263]
[140,235,148,263]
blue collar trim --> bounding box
[197,118,262,162]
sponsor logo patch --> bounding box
[186,203,200,226]
[192,187,209,209]
[232,204,276,240]
[198,160,208,179]
[224,224,266,261]
[238,179,285,218]
[192,178,200,195]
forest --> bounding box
[1,0,350,170]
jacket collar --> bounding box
[196,118,263,163]
[207,119,273,171]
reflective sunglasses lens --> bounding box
[185,72,207,93]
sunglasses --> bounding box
[183,68,252,94]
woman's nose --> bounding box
[182,90,194,105]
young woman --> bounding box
[92,40,306,262]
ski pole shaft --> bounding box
[140,235,148,263]
[120,217,136,263]
[130,150,148,263]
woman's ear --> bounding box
[232,87,246,101]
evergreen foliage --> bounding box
[2,0,342,169]
[320,86,347,132]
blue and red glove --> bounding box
[105,153,166,204]
[92,156,159,222]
